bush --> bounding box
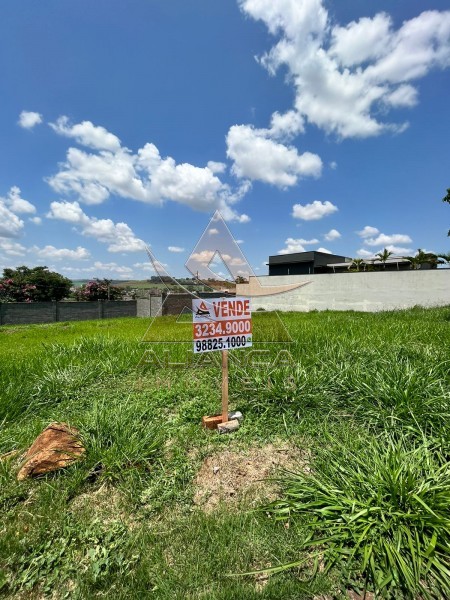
[74,279,123,301]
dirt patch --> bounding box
[70,484,127,523]
[193,443,307,513]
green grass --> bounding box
[0,307,449,598]
[265,430,450,598]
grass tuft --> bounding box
[265,432,450,598]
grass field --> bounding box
[0,307,449,598]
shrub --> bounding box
[74,279,123,301]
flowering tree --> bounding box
[0,279,37,302]
[0,266,72,302]
[74,279,123,301]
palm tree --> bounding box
[407,256,421,270]
[375,248,393,269]
[415,248,427,263]
[351,258,364,272]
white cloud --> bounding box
[364,233,412,247]
[324,228,341,241]
[235,212,251,224]
[383,84,418,108]
[31,245,91,260]
[292,200,338,220]
[133,262,156,272]
[47,146,145,205]
[317,247,332,254]
[47,117,249,222]
[47,200,86,223]
[330,161,337,170]
[329,13,393,67]
[207,161,227,174]
[30,216,42,225]
[357,244,413,257]
[92,261,134,275]
[0,202,24,238]
[268,110,305,139]
[356,244,414,258]
[384,245,413,255]
[83,220,145,253]
[208,228,219,235]
[357,226,412,250]
[168,246,185,253]
[18,111,43,129]
[239,1,450,138]
[357,225,380,238]
[278,237,319,254]
[50,116,121,151]
[2,186,36,214]
[191,249,245,267]
[60,262,135,279]
[0,240,26,257]
[356,248,374,258]
[227,124,322,186]
[47,200,146,253]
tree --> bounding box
[0,266,72,302]
[74,279,123,301]
[375,248,393,268]
[438,252,450,266]
[351,258,364,272]
[415,249,441,269]
[407,256,421,270]
[442,188,450,236]
[235,275,248,284]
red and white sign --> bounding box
[192,296,252,353]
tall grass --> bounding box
[0,337,143,422]
[235,307,450,437]
[265,432,450,599]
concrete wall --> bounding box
[0,300,137,326]
[136,296,163,317]
[157,292,235,316]
[236,270,450,312]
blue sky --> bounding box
[0,0,449,280]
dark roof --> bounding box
[268,251,351,265]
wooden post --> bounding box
[221,349,229,423]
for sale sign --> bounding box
[192,296,252,353]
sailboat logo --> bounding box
[195,301,211,317]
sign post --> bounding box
[192,296,251,431]
[221,349,228,424]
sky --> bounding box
[1,0,449,281]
